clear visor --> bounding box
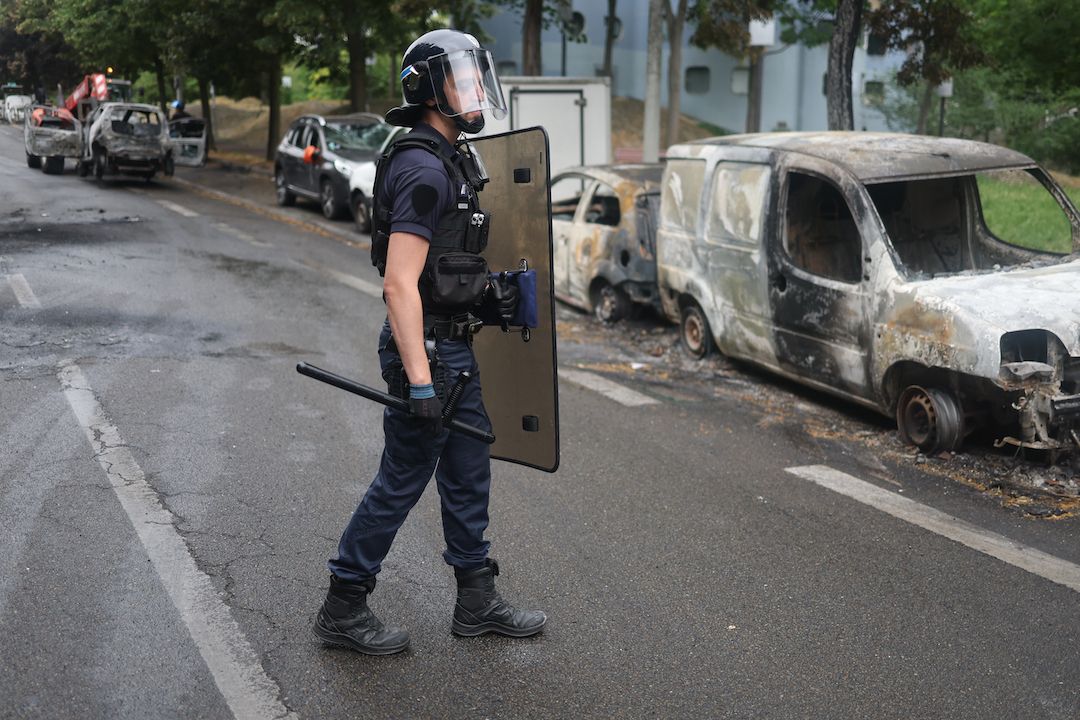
[426,48,507,121]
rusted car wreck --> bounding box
[77,102,174,181]
[551,164,663,322]
[656,132,1080,455]
[24,105,82,174]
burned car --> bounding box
[24,105,82,174]
[551,164,663,322]
[76,102,173,181]
[657,132,1080,455]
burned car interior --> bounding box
[110,108,161,138]
[783,172,862,283]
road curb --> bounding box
[170,175,369,250]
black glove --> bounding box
[409,389,443,435]
[492,276,520,324]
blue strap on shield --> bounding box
[488,269,538,328]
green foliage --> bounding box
[865,0,984,86]
[976,173,1075,254]
[689,0,776,54]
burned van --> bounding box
[656,132,1080,455]
[551,164,663,322]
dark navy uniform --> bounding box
[329,123,492,580]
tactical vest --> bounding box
[370,125,490,314]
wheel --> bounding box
[163,154,174,177]
[275,167,295,206]
[896,385,965,454]
[680,302,713,360]
[43,156,64,175]
[593,281,630,323]
[320,178,344,219]
[77,159,90,177]
[94,149,107,181]
[26,152,41,169]
[352,193,371,234]
[143,171,156,183]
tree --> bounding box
[865,0,984,133]
[690,0,775,133]
[664,0,689,149]
[825,0,861,130]
[643,0,664,161]
[522,0,543,74]
[600,0,618,78]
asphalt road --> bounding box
[2,125,1080,720]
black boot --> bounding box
[452,559,546,638]
[312,575,410,655]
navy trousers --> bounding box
[329,322,492,581]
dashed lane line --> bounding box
[216,222,272,248]
[6,273,41,308]
[156,199,200,217]
[294,258,383,299]
[787,464,1080,595]
[559,367,659,407]
[58,363,296,720]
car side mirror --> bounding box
[303,145,320,164]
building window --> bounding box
[685,66,710,94]
[867,32,887,56]
[731,67,749,96]
[863,80,885,105]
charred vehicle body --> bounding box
[551,164,663,322]
[657,133,1080,455]
[77,102,173,181]
[24,105,82,174]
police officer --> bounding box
[170,99,191,121]
[312,29,546,656]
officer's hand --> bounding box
[492,277,520,324]
[409,384,443,435]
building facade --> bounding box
[479,2,907,135]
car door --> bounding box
[302,122,324,195]
[549,173,592,301]
[283,122,307,189]
[766,157,873,397]
[570,179,623,305]
[169,117,207,167]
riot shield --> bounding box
[468,127,559,472]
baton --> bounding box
[296,362,496,444]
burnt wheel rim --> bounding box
[901,391,936,447]
[596,286,618,322]
[683,311,705,354]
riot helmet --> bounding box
[386,29,507,134]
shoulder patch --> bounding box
[411,184,439,215]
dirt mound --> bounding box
[611,96,726,159]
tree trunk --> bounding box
[825,0,863,131]
[664,0,688,150]
[198,76,215,152]
[522,0,543,75]
[154,58,168,116]
[643,0,664,162]
[601,0,617,78]
[346,24,369,112]
[916,81,933,134]
[745,48,763,133]
[266,58,281,162]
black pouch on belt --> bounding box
[429,252,489,311]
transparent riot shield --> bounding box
[468,127,559,472]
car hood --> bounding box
[906,259,1080,355]
[333,148,378,164]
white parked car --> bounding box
[348,124,406,234]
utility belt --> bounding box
[382,313,475,401]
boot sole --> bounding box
[311,623,409,656]
[451,617,546,638]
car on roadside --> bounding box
[347,124,407,234]
[24,104,82,174]
[5,94,32,125]
[76,102,173,182]
[656,132,1080,456]
[274,113,393,221]
[550,164,664,322]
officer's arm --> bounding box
[384,230,431,386]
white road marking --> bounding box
[58,362,295,720]
[786,464,1080,594]
[7,273,41,308]
[559,368,659,407]
[156,199,200,217]
[216,222,271,248]
[295,259,383,299]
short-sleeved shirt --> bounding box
[377,124,457,242]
